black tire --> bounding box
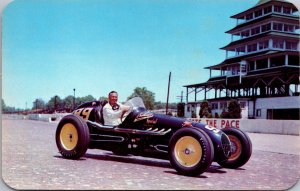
[55,114,90,159]
[168,128,214,176]
[217,127,252,169]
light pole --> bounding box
[54,95,57,112]
[73,88,76,110]
[166,72,171,115]
[35,99,38,112]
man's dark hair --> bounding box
[108,91,118,97]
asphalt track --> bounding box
[1,117,300,190]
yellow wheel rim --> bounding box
[228,135,242,161]
[174,136,202,167]
[60,123,78,150]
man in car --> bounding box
[102,91,130,126]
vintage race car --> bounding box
[55,97,252,176]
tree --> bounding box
[2,99,6,110]
[47,95,63,112]
[199,100,212,118]
[32,98,46,110]
[99,96,108,101]
[228,99,241,118]
[127,87,155,110]
[76,95,96,106]
[62,95,74,111]
[177,102,185,117]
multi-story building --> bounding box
[184,0,300,120]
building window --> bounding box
[283,6,291,14]
[273,22,283,31]
[289,55,300,66]
[241,30,250,38]
[187,106,190,112]
[255,9,262,17]
[270,56,285,67]
[286,41,298,50]
[256,58,268,69]
[273,39,284,49]
[211,103,218,110]
[251,26,260,35]
[264,6,272,14]
[220,102,227,109]
[274,5,282,13]
[284,24,294,32]
[249,61,255,71]
[261,23,271,32]
[247,43,257,52]
[240,101,246,109]
[246,13,253,20]
[256,109,261,117]
[259,41,268,50]
[236,46,246,55]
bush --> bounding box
[199,100,212,118]
[221,99,241,119]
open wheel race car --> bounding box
[55,97,252,176]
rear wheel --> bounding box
[169,128,214,176]
[56,114,90,159]
[217,127,252,169]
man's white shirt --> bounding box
[102,102,123,126]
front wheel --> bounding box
[55,114,90,159]
[217,127,252,169]
[168,128,214,176]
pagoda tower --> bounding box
[184,0,300,119]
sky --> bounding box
[1,0,281,109]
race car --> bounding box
[55,97,252,176]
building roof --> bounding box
[230,0,297,19]
[226,13,299,34]
[221,31,300,50]
[204,50,299,70]
[184,65,299,89]
[204,50,272,69]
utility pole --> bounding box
[54,95,57,112]
[73,88,76,110]
[35,99,38,112]
[166,72,171,115]
[176,91,185,103]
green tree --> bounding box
[1,99,18,113]
[99,96,108,101]
[199,100,212,118]
[127,87,155,110]
[32,98,46,110]
[76,95,96,106]
[62,95,74,111]
[47,95,63,112]
[177,102,185,117]
[2,99,6,110]
[154,101,164,110]
[228,99,241,118]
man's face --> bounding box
[109,93,118,105]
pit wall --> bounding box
[27,113,70,122]
[20,114,300,136]
[186,118,300,136]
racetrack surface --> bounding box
[2,118,300,190]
